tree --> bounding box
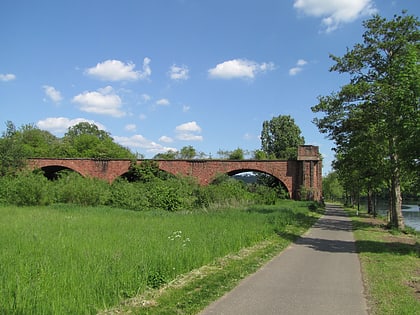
[228,148,244,160]
[178,145,197,159]
[260,115,305,159]
[312,12,419,229]
[0,121,26,175]
[322,172,344,202]
[62,122,134,159]
[154,150,177,159]
[17,124,60,157]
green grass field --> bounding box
[0,201,319,314]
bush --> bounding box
[54,171,110,206]
[0,171,53,206]
[108,179,149,211]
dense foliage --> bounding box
[260,115,305,160]
[0,121,135,173]
[0,167,286,210]
[312,12,420,229]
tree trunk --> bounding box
[367,187,373,215]
[389,149,405,229]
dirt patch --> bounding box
[406,269,420,301]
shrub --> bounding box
[0,171,53,206]
[108,179,149,211]
[54,171,110,206]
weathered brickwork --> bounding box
[27,145,322,201]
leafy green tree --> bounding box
[154,150,178,159]
[17,124,60,157]
[322,172,344,202]
[62,122,134,159]
[312,12,419,229]
[178,145,197,159]
[253,150,268,160]
[260,115,304,159]
[0,121,26,175]
[228,148,244,160]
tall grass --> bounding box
[0,201,318,314]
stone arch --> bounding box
[37,165,83,180]
[215,167,291,198]
[209,167,292,198]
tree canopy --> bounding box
[312,12,419,229]
[0,121,136,176]
[260,115,305,159]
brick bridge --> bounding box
[27,145,322,201]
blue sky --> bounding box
[1,0,418,174]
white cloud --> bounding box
[169,64,189,80]
[72,86,125,117]
[114,134,176,154]
[43,85,63,103]
[159,135,174,143]
[0,73,16,82]
[175,121,203,141]
[289,59,308,76]
[85,57,151,81]
[208,59,275,79]
[141,94,151,102]
[125,124,137,132]
[293,0,377,32]
[156,98,170,106]
[296,59,308,66]
[182,105,190,112]
[139,113,147,120]
[36,117,106,135]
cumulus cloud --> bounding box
[0,73,16,82]
[43,85,63,103]
[208,59,275,80]
[36,117,106,135]
[156,98,170,106]
[293,0,377,32]
[175,121,203,141]
[72,86,125,117]
[289,59,308,76]
[169,64,189,80]
[125,124,137,132]
[114,134,176,155]
[85,57,151,81]
[159,135,174,143]
[141,94,151,102]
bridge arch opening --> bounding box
[118,161,176,182]
[221,169,290,199]
[36,165,82,180]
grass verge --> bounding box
[346,208,420,315]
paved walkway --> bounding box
[199,204,368,315]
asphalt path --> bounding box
[198,204,368,315]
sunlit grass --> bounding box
[0,201,319,314]
[347,208,420,315]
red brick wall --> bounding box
[27,146,322,201]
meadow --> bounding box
[0,201,320,314]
